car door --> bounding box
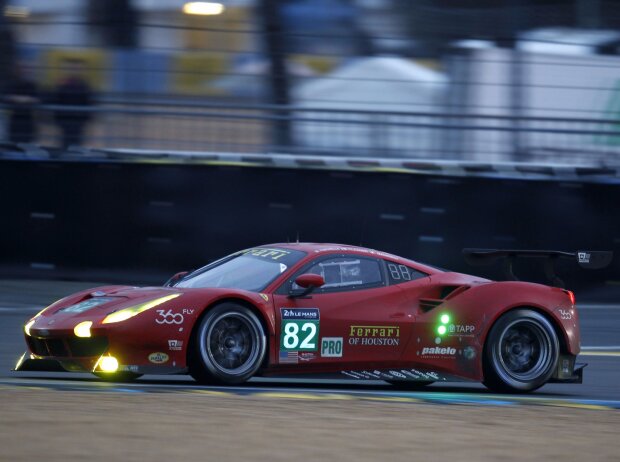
[271,253,417,371]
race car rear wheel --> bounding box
[190,303,266,385]
[483,309,559,393]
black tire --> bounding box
[386,380,434,390]
[190,303,266,385]
[93,372,143,382]
[483,309,559,393]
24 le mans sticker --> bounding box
[280,308,320,351]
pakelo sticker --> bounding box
[280,308,320,352]
[148,352,169,364]
[419,346,456,358]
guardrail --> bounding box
[2,101,620,165]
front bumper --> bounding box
[13,350,188,376]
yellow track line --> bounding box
[580,351,620,357]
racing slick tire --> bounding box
[190,303,266,385]
[93,372,143,382]
[386,380,434,390]
[483,309,559,393]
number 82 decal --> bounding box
[280,308,320,352]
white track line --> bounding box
[580,346,620,357]
[580,352,620,357]
[582,346,620,350]
[577,304,620,309]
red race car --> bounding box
[15,243,611,392]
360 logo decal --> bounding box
[155,309,184,325]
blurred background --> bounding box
[0,0,618,295]
[2,0,620,160]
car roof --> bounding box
[261,242,442,275]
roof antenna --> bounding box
[296,231,300,244]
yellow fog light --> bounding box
[24,319,36,336]
[74,321,93,338]
[98,356,119,373]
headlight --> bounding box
[74,321,93,338]
[96,356,119,373]
[102,294,181,324]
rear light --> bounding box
[567,290,575,306]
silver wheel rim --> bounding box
[494,319,554,383]
[201,312,261,376]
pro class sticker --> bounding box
[280,308,320,352]
[321,337,343,357]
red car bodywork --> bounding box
[16,243,580,383]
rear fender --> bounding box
[454,281,578,355]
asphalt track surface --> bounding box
[1,279,619,409]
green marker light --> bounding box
[440,314,450,324]
[437,325,447,335]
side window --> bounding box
[385,261,427,285]
[292,256,384,292]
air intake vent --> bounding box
[419,285,470,312]
[419,298,443,312]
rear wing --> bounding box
[462,249,613,288]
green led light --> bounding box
[440,314,450,324]
[437,325,447,335]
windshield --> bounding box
[175,247,306,291]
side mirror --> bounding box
[289,273,325,298]
[164,271,188,287]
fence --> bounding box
[3,100,620,165]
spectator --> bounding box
[52,58,94,149]
[4,63,39,144]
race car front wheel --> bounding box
[483,309,559,393]
[190,303,266,385]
